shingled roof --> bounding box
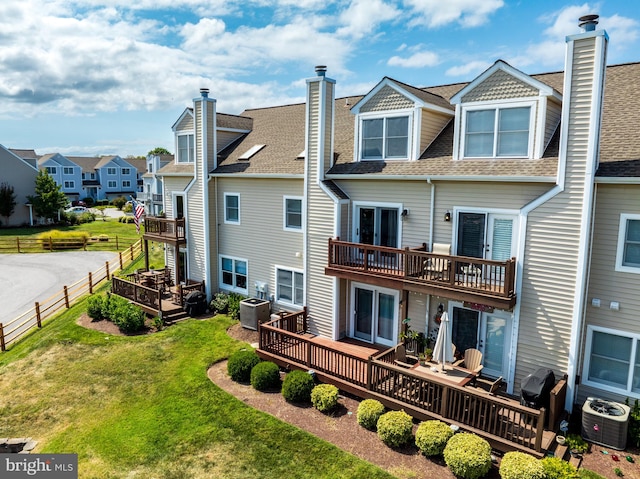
[210,61,640,179]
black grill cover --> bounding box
[520,368,555,410]
[183,291,207,316]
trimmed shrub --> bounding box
[86,294,105,320]
[77,211,96,224]
[357,399,385,430]
[540,456,579,479]
[499,451,544,479]
[101,294,128,321]
[415,420,454,457]
[282,370,315,403]
[377,410,413,447]
[210,292,229,314]
[227,350,261,383]
[443,433,492,479]
[112,196,127,210]
[250,361,281,391]
[311,384,339,413]
[111,302,146,333]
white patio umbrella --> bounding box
[432,311,454,371]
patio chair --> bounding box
[394,344,418,368]
[489,376,503,396]
[424,243,451,279]
[454,348,484,376]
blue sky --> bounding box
[0,1,638,158]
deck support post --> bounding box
[366,356,373,391]
[534,408,546,452]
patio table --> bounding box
[410,362,477,387]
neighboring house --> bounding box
[66,155,140,201]
[154,17,640,412]
[38,153,84,202]
[141,154,173,215]
[9,149,39,169]
[0,145,38,226]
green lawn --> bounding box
[0,295,395,479]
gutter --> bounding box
[325,174,555,183]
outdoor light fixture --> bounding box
[401,209,409,219]
[444,211,451,222]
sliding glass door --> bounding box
[352,284,398,346]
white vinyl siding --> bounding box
[615,214,640,273]
[216,178,304,301]
[224,193,240,224]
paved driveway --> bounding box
[0,251,117,325]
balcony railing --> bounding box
[143,217,186,245]
[327,238,516,309]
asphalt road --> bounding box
[0,251,117,325]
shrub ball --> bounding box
[311,384,340,413]
[357,399,386,430]
[443,432,492,479]
[250,361,281,391]
[376,410,414,448]
[281,370,315,403]
[227,350,261,383]
[415,420,454,457]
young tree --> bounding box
[0,182,17,224]
[27,170,68,221]
[148,147,171,156]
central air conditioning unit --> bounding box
[582,397,630,450]
[240,298,271,331]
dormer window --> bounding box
[463,105,532,158]
[361,115,409,160]
[177,134,194,163]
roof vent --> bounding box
[579,14,599,32]
[200,88,209,98]
[315,65,327,77]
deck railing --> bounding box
[112,277,163,312]
[259,315,546,454]
[143,217,186,243]
[328,238,516,300]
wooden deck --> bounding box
[258,310,562,457]
[326,239,517,310]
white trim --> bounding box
[283,196,303,232]
[615,213,640,274]
[171,107,194,131]
[358,110,414,161]
[219,254,248,295]
[176,132,195,164]
[459,101,536,160]
[352,201,403,248]
[582,325,640,398]
[223,192,240,224]
[274,265,304,307]
[534,95,547,159]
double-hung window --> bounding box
[64,181,74,189]
[122,168,131,175]
[361,115,409,160]
[284,197,302,231]
[177,134,194,163]
[616,214,640,273]
[464,106,531,158]
[220,256,247,293]
[224,193,240,224]
[123,181,131,188]
[107,167,116,175]
[583,326,640,396]
[108,180,117,188]
[46,167,57,174]
[63,167,73,175]
[276,268,304,306]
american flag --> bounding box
[131,197,145,234]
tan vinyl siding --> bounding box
[187,101,206,283]
[360,85,414,113]
[323,83,334,174]
[206,101,215,172]
[516,37,598,389]
[217,130,243,152]
[462,70,538,103]
[175,114,193,132]
[216,178,304,298]
[584,185,640,332]
[339,202,350,240]
[432,182,551,246]
[420,111,452,155]
[306,80,337,338]
[406,292,429,335]
[545,100,562,148]
[337,180,432,248]
[161,176,192,277]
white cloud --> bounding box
[388,50,440,68]
[336,0,400,39]
[404,0,504,28]
[445,60,491,77]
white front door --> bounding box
[451,304,512,380]
[352,283,398,346]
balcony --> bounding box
[143,217,186,246]
[326,239,516,310]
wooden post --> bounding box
[64,286,70,308]
[88,272,93,294]
[49,236,53,251]
[306,340,312,368]
[129,244,134,261]
[35,302,42,327]
[366,356,373,391]
[440,386,449,418]
[16,237,20,253]
[105,261,110,280]
[0,323,5,351]
[534,408,546,452]
[119,252,123,270]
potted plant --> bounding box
[424,348,433,361]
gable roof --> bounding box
[212,61,640,179]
